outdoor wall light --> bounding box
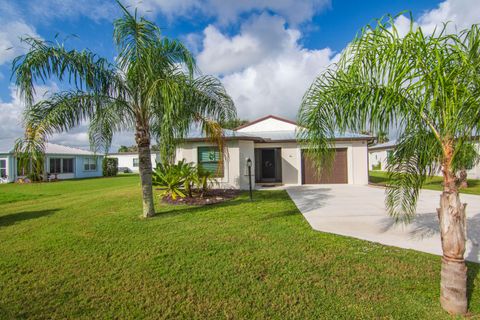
[246,157,253,201]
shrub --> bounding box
[103,158,118,177]
[372,162,382,171]
[152,162,187,200]
[152,160,219,200]
[195,165,217,197]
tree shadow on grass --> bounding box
[0,209,60,227]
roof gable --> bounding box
[235,115,298,132]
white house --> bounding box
[175,115,372,189]
[368,140,480,179]
[109,152,160,173]
[368,140,397,171]
[0,142,104,183]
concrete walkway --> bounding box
[286,185,480,263]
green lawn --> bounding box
[369,170,480,195]
[0,176,479,319]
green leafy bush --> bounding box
[103,158,118,177]
[152,162,188,200]
[152,160,218,199]
[195,165,217,197]
[372,162,382,171]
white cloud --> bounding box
[392,0,480,36]
[0,84,57,150]
[0,20,40,65]
[125,0,330,25]
[196,13,338,119]
[198,14,303,75]
[418,0,480,34]
[0,84,136,152]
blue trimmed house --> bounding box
[0,142,103,183]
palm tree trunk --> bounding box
[135,122,155,218]
[438,164,468,315]
[459,169,468,189]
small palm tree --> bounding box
[12,2,236,217]
[299,16,480,315]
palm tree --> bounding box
[298,16,480,315]
[12,2,236,218]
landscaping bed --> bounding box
[161,188,240,205]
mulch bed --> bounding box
[161,189,241,206]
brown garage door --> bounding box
[302,148,348,184]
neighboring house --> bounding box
[176,115,372,189]
[368,140,480,179]
[109,152,160,173]
[368,140,397,171]
[0,142,104,183]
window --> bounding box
[50,158,61,174]
[49,158,74,174]
[133,158,139,167]
[83,158,97,171]
[198,147,223,177]
[0,159,6,178]
[62,159,74,173]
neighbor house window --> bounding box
[50,158,61,174]
[198,146,223,177]
[0,159,6,178]
[49,158,74,174]
[133,158,139,167]
[83,158,97,171]
[62,158,74,173]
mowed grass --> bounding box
[369,170,480,195]
[0,176,479,319]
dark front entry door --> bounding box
[261,149,276,179]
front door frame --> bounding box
[255,148,282,183]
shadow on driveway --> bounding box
[285,186,333,213]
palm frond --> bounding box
[298,15,480,219]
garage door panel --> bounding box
[302,149,348,184]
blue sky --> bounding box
[0,0,478,150]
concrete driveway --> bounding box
[286,185,480,263]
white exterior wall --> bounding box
[466,142,480,179]
[236,117,297,132]
[176,139,370,188]
[254,142,301,185]
[176,141,243,189]
[238,140,255,189]
[111,153,159,173]
[349,140,369,185]
[368,149,389,171]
